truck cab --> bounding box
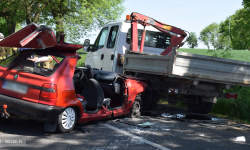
[84,18,171,73]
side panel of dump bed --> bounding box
[172,51,250,86]
[123,50,172,75]
[124,50,250,87]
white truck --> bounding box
[84,12,250,114]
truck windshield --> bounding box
[0,50,65,76]
[126,28,171,49]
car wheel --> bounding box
[57,107,77,133]
[127,96,143,118]
[0,117,13,125]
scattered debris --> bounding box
[211,118,224,121]
[234,136,246,142]
[177,114,186,119]
[138,122,154,126]
[199,134,204,137]
[112,119,150,128]
[161,113,173,118]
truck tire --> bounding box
[57,107,77,133]
[201,102,214,114]
[142,87,152,110]
[148,90,158,110]
[127,96,143,118]
[187,102,206,113]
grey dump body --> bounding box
[124,49,250,87]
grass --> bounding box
[179,48,250,62]
[76,49,88,67]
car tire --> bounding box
[127,96,143,118]
[57,107,77,133]
[201,102,214,114]
[0,117,13,125]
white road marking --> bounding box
[102,124,171,150]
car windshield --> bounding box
[126,28,171,49]
[0,50,65,76]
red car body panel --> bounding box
[0,23,82,52]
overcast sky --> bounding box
[80,0,243,49]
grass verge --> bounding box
[76,49,87,67]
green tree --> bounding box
[199,27,210,49]
[186,32,198,48]
[243,0,250,8]
[220,8,250,50]
[39,0,125,43]
[0,0,26,36]
[23,0,47,25]
[199,22,221,50]
[0,17,8,37]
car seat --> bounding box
[81,66,111,110]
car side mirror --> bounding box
[83,39,90,51]
[87,44,94,52]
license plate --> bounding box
[2,81,28,94]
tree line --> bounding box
[0,0,124,43]
[187,0,250,50]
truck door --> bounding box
[102,25,119,72]
[87,27,109,70]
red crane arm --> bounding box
[130,12,188,56]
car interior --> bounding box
[73,66,125,113]
[0,51,63,76]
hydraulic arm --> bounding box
[130,12,188,56]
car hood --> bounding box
[0,23,83,52]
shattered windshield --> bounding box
[0,50,65,76]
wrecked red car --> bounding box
[0,24,147,133]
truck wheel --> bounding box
[142,87,152,110]
[127,96,143,118]
[148,90,158,110]
[201,102,214,114]
[0,117,13,125]
[57,107,77,133]
[187,102,206,113]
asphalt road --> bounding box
[0,104,250,150]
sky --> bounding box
[80,0,243,49]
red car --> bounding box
[0,24,148,133]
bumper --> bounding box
[0,94,65,123]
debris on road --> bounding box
[112,119,151,128]
[234,136,246,142]
[161,113,186,119]
[138,122,154,126]
[211,118,225,121]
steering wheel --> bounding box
[73,68,85,82]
